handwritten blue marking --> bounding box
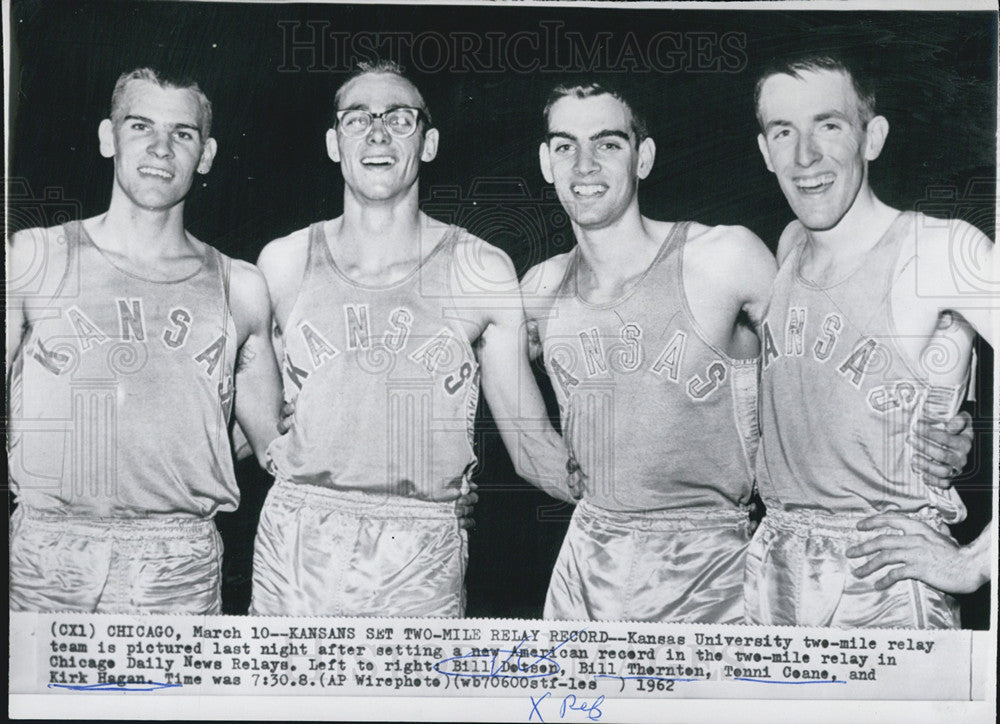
[529,692,605,722]
[529,692,549,722]
[434,628,586,680]
[47,681,182,692]
[561,693,604,720]
[593,674,702,683]
[734,677,847,685]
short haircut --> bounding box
[753,53,877,130]
[543,81,649,147]
[110,67,213,138]
[332,59,433,127]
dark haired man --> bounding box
[524,81,774,622]
[7,67,283,614]
[749,53,993,627]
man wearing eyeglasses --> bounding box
[249,60,581,617]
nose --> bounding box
[795,132,820,167]
[366,116,391,145]
[147,130,174,159]
[574,146,599,175]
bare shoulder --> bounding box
[685,223,776,277]
[219,255,272,341]
[7,223,77,302]
[911,214,995,297]
[913,214,993,257]
[256,225,311,283]
[228,257,270,305]
[522,251,573,299]
[450,230,520,295]
[683,223,776,318]
[255,225,313,309]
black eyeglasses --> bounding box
[335,107,424,138]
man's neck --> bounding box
[337,185,429,265]
[573,205,668,289]
[95,189,191,259]
[805,186,898,261]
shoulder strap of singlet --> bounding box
[660,219,691,265]
[305,220,330,281]
[881,210,917,293]
[782,220,810,268]
[439,224,471,303]
[52,221,83,298]
[209,246,235,336]
[554,246,580,298]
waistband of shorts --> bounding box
[13,506,215,538]
[760,507,944,536]
[270,479,458,520]
[577,499,750,531]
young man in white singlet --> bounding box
[7,68,283,614]
[251,61,581,617]
[750,53,994,627]
[523,81,774,623]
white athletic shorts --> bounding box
[250,480,467,617]
[744,509,960,629]
[544,500,751,623]
[9,506,222,614]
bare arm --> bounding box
[461,244,580,504]
[228,260,283,469]
[915,219,997,347]
[684,224,777,356]
[6,227,71,371]
[520,253,573,362]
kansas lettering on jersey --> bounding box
[541,222,759,513]
[8,221,239,518]
[266,222,479,502]
[757,212,968,521]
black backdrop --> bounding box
[7,1,996,626]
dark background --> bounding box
[7,1,996,627]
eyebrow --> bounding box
[814,111,851,123]
[763,110,852,133]
[545,129,630,143]
[123,115,201,136]
[337,103,417,113]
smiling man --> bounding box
[250,60,581,617]
[748,53,995,627]
[523,81,775,623]
[7,68,283,614]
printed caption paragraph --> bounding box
[11,613,989,705]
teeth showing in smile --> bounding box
[571,183,607,197]
[794,173,834,193]
[138,166,173,179]
[361,156,395,166]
